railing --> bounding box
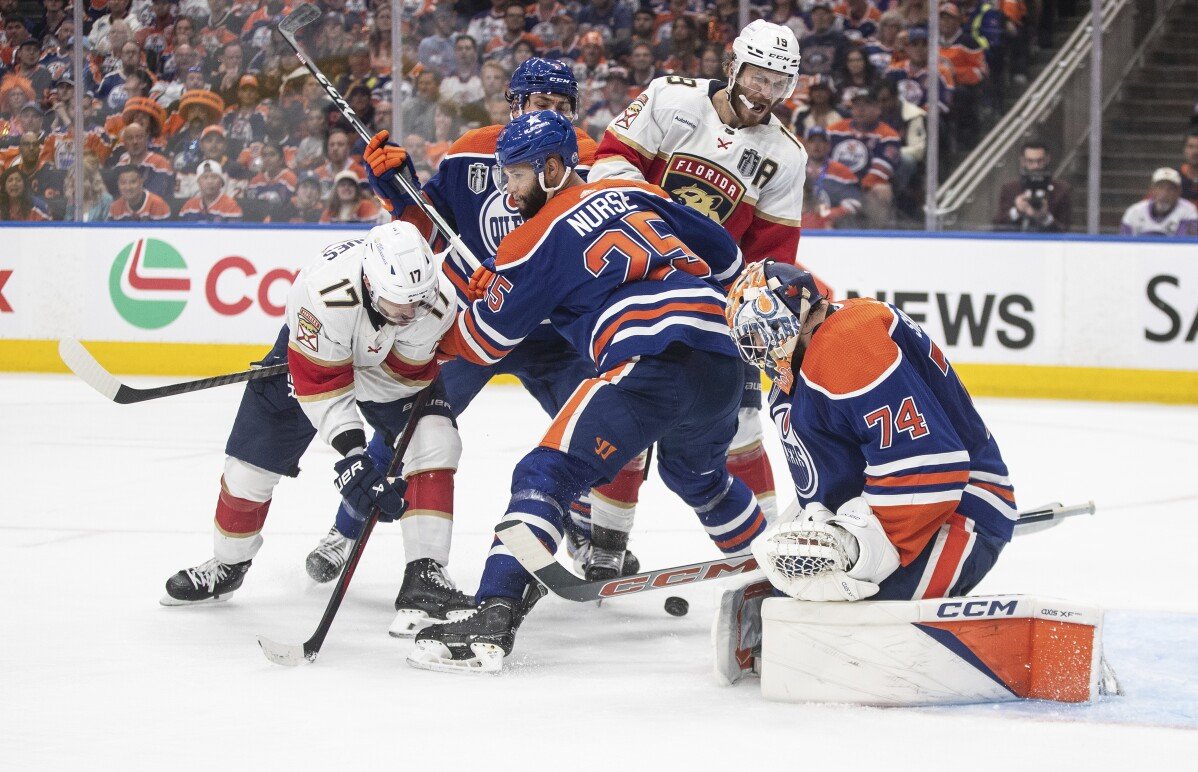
[934,0,1179,232]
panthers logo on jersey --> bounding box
[661,154,744,224]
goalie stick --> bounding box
[257,386,433,666]
[277,3,481,271]
[58,338,287,404]
[496,500,1096,603]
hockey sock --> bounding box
[589,453,645,533]
[213,478,271,564]
[479,493,565,602]
[695,477,767,555]
[400,469,454,566]
[478,448,593,602]
[726,442,777,521]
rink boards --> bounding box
[0,224,1194,403]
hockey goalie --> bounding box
[713,261,1113,705]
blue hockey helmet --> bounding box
[495,110,580,182]
[506,58,579,117]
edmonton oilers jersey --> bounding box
[421,123,598,307]
[441,180,745,373]
[768,298,1017,565]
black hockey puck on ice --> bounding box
[664,596,689,617]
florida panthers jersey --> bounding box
[440,180,744,372]
[590,77,806,266]
[285,237,456,449]
[768,298,1016,565]
[416,123,598,306]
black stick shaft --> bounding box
[302,386,433,658]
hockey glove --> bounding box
[466,259,497,302]
[333,453,408,522]
[364,129,419,214]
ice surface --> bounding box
[3,374,1197,767]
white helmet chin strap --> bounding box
[538,165,573,200]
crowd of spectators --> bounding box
[0,0,1052,226]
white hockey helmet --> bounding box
[361,220,442,326]
[731,20,802,100]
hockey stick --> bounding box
[257,386,433,666]
[276,3,481,271]
[58,338,288,404]
[496,500,1097,603]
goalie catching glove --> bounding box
[364,130,420,214]
[750,497,899,601]
[333,452,408,522]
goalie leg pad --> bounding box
[711,573,775,686]
[760,595,1106,705]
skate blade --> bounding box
[159,592,234,607]
[389,607,477,639]
[406,640,504,675]
[257,636,315,666]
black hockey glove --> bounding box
[333,453,408,522]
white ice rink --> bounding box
[4,373,1197,768]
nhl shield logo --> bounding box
[467,163,489,195]
[737,148,762,178]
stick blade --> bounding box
[257,635,316,666]
[58,338,123,401]
[279,2,321,36]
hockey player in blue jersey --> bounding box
[303,60,643,615]
[405,110,767,674]
[712,260,1015,684]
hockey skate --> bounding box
[579,525,641,581]
[161,558,252,606]
[305,527,353,583]
[407,585,545,674]
[388,558,477,638]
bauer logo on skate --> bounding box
[108,239,190,330]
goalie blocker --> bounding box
[749,594,1108,706]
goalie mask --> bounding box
[726,261,824,394]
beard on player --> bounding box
[511,183,549,220]
[728,80,776,127]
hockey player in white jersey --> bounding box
[161,222,476,634]
[587,19,813,568]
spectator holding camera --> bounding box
[994,141,1071,232]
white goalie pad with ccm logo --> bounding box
[760,594,1108,706]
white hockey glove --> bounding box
[750,498,900,602]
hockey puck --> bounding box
[664,596,689,617]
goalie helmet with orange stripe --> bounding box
[726,260,825,393]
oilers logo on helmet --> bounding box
[771,401,819,498]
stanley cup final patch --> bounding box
[297,307,323,353]
[468,163,489,194]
